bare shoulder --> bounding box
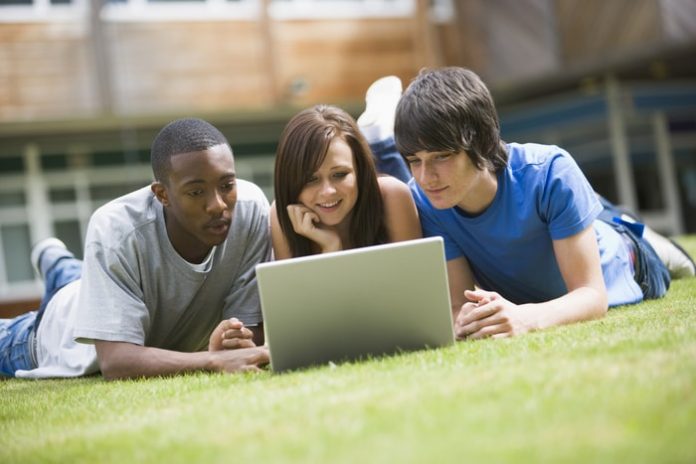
[377,175,412,204]
[377,176,421,242]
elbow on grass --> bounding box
[592,288,609,321]
[97,357,141,381]
[98,362,128,381]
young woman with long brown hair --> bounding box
[270,104,420,259]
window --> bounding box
[101,0,415,22]
[0,0,34,5]
[2,0,451,23]
[0,0,84,22]
[102,0,258,21]
[269,0,414,19]
[0,224,33,284]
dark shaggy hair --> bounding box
[151,118,231,183]
[395,67,508,172]
[274,104,387,257]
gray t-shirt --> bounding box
[16,179,270,378]
[74,179,271,350]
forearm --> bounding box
[540,225,607,330]
[96,342,215,380]
[523,286,608,331]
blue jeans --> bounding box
[370,137,411,184]
[596,196,671,299]
[0,246,82,377]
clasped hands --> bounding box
[209,317,256,352]
[454,289,532,340]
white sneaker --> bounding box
[642,227,696,279]
[30,238,67,280]
[357,76,402,144]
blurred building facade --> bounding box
[1,0,695,310]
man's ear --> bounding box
[151,181,169,207]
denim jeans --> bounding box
[370,137,411,184]
[0,246,83,377]
[0,311,38,377]
[596,196,671,299]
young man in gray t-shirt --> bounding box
[0,118,271,379]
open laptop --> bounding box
[256,236,454,372]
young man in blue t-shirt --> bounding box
[358,68,695,339]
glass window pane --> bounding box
[91,151,127,167]
[0,0,33,5]
[89,184,143,201]
[235,141,277,157]
[54,220,83,260]
[0,156,24,174]
[0,191,26,207]
[50,0,71,4]
[88,150,149,167]
[1,224,33,283]
[41,154,69,172]
[49,187,77,203]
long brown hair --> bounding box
[274,104,387,257]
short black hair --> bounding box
[395,67,508,172]
[151,118,231,182]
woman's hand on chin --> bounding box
[287,204,342,253]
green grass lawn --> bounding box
[2,237,696,464]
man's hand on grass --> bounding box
[208,346,270,373]
[209,317,256,351]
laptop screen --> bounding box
[256,237,454,372]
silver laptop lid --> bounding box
[256,236,454,372]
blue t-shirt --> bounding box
[411,143,643,306]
